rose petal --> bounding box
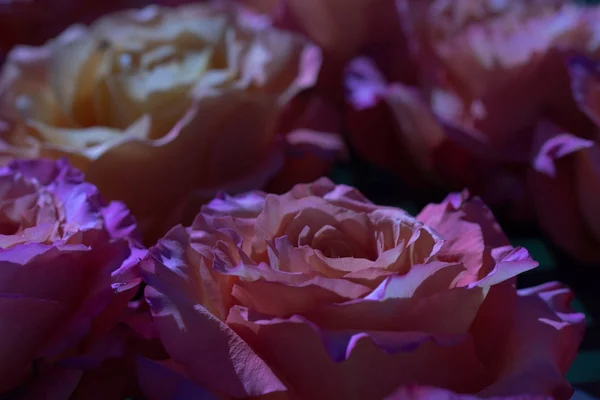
[228,306,486,399]
[308,284,486,335]
[477,282,584,398]
[232,275,371,317]
[201,191,268,218]
[142,283,286,397]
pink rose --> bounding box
[0,158,144,396]
[344,0,600,260]
[139,179,584,399]
[0,2,343,243]
[346,1,600,193]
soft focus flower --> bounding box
[346,0,599,185]
[394,0,598,148]
[0,2,340,241]
[0,158,144,396]
[345,0,600,260]
[139,178,584,399]
[527,56,600,262]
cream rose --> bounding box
[0,2,326,241]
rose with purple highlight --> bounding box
[0,158,144,395]
[139,178,583,399]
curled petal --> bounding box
[144,286,286,398]
[228,307,486,399]
[477,282,584,398]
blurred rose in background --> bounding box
[344,0,600,262]
[0,2,344,243]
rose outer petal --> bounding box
[227,307,486,399]
[142,283,286,398]
[477,282,585,399]
[84,96,282,243]
[232,277,371,317]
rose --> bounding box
[139,178,584,399]
[0,2,339,241]
[345,1,600,193]
[527,55,600,262]
[0,158,144,396]
[344,1,600,260]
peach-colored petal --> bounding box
[141,225,235,320]
[84,96,281,242]
[232,277,371,317]
[470,246,538,289]
[418,192,512,278]
[228,307,486,399]
[305,277,486,335]
[144,286,287,398]
[477,282,584,399]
